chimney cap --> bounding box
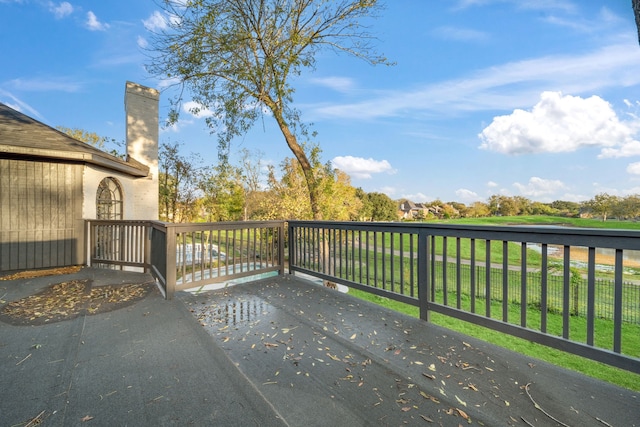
[125,81,159,101]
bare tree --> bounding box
[147,0,390,220]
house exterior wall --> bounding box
[82,165,143,220]
[0,158,84,272]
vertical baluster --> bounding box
[409,233,415,298]
[442,236,448,306]
[541,243,548,333]
[502,240,508,322]
[399,233,405,296]
[373,231,378,288]
[562,246,571,339]
[485,239,491,318]
[358,229,363,284]
[520,242,527,328]
[390,232,395,293]
[456,238,461,309]
[587,247,596,346]
[470,238,476,314]
[613,249,623,353]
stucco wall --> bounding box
[82,164,150,220]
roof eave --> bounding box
[0,145,149,177]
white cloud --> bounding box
[7,77,82,92]
[487,181,498,188]
[137,36,148,49]
[478,91,639,155]
[49,1,73,19]
[143,11,169,31]
[309,77,355,93]
[513,176,566,198]
[627,162,640,175]
[86,11,109,31]
[402,192,430,203]
[377,186,397,198]
[455,188,480,202]
[599,141,640,158]
[331,156,394,179]
[0,89,42,118]
[311,41,640,121]
[183,101,214,118]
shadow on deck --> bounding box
[0,268,637,426]
[181,274,639,426]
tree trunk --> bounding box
[270,107,322,220]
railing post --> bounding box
[279,221,286,276]
[418,229,430,322]
[287,221,294,275]
[85,220,91,267]
[145,221,152,273]
[165,224,177,300]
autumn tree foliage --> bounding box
[147,0,390,219]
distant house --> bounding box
[0,82,159,273]
[399,200,428,219]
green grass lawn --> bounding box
[433,215,640,230]
[349,285,640,392]
[344,216,640,391]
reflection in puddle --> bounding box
[206,298,271,326]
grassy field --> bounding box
[434,215,640,229]
[347,216,640,391]
[349,287,640,391]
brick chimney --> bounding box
[124,81,159,220]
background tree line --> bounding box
[159,142,639,223]
[158,142,398,223]
[408,193,639,221]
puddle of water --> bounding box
[195,297,272,326]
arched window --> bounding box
[96,177,123,220]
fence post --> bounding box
[418,229,430,322]
[287,222,294,275]
[165,224,177,300]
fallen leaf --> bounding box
[456,408,469,420]
[420,391,440,403]
[81,415,94,422]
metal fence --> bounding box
[288,221,640,374]
[431,263,640,324]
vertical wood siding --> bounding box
[0,158,84,272]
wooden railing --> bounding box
[86,220,285,298]
[87,219,640,373]
[288,221,640,374]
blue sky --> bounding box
[2,0,639,205]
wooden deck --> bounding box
[179,274,639,426]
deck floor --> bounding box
[180,274,639,426]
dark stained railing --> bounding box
[288,221,640,374]
[87,219,640,374]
